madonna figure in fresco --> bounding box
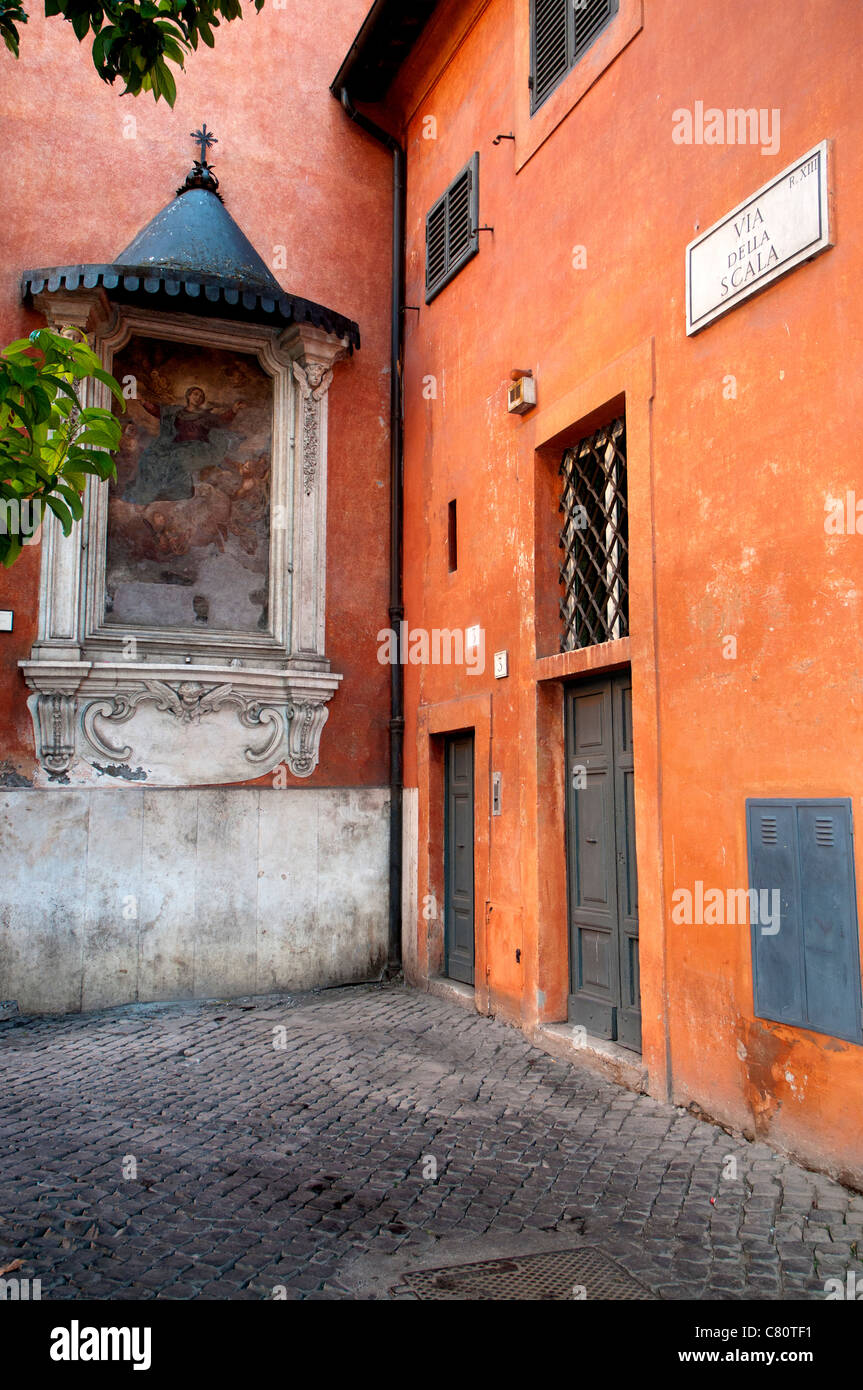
[123,386,246,505]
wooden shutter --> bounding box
[426,198,447,294]
[747,798,863,1043]
[446,165,473,267]
[530,0,568,111]
[425,153,479,302]
[573,0,617,64]
[530,0,619,114]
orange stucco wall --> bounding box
[0,1,393,787]
[384,0,863,1183]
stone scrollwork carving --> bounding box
[238,702,285,765]
[81,680,288,766]
[285,699,330,779]
[35,692,78,776]
[22,662,341,787]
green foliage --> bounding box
[0,1,27,56]
[0,327,124,568]
[3,0,265,103]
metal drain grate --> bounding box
[394,1247,655,1301]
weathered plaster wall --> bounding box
[392,0,863,1184]
[0,4,395,1011]
[0,787,389,1013]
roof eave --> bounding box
[21,265,361,352]
[331,0,440,104]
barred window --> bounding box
[558,415,628,651]
[530,0,619,114]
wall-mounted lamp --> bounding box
[507,369,536,415]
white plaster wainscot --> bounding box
[0,786,390,1013]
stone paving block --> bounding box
[0,982,859,1300]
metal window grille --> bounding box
[558,416,628,650]
[425,154,479,303]
[530,0,619,114]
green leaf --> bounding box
[58,473,87,492]
[70,9,91,39]
[53,483,84,519]
[4,396,33,427]
[41,374,81,406]
[90,365,126,403]
[24,456,57,483]
[0,535,23,569]
[0,324,123,565]
[2,336,39,355]
[28,384,55,425]
[74,425,120,448]
[44,494,74,534]
[0,20,21,58]
[72,450,116,481]
[92,25,111,66]
[159,58,176,103]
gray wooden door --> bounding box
[565,673,641,1049]
[445,733,475,985]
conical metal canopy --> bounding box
[114,186,284,297]
[21,133,360,349]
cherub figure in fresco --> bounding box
[111,418,142,496]
[123,385,247,506]
[227,454,270,556]
[144,483,232,558]
[147,509,188,557]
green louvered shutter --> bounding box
[530,0,619,114]
[425,153,479,303]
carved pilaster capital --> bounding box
[291,358,335,400]
[34,691,78,777]
[31,288,115,345]
[281,321,351,375]
[285,699,330,779]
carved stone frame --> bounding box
[20,290,350,784]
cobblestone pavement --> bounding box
[1,982,862,1301]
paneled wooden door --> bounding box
[444,733,475,986]
[565,672,641,1050]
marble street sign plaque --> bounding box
[686,141,832,334]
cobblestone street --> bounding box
[1,983,861,1301]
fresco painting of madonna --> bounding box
[105,336,273,634]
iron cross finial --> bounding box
[190,124,217,166]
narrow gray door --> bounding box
[445,733,475,985]
[565,672,641,1049]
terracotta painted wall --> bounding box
[388,0,863,1183]
[0,0,393,788]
